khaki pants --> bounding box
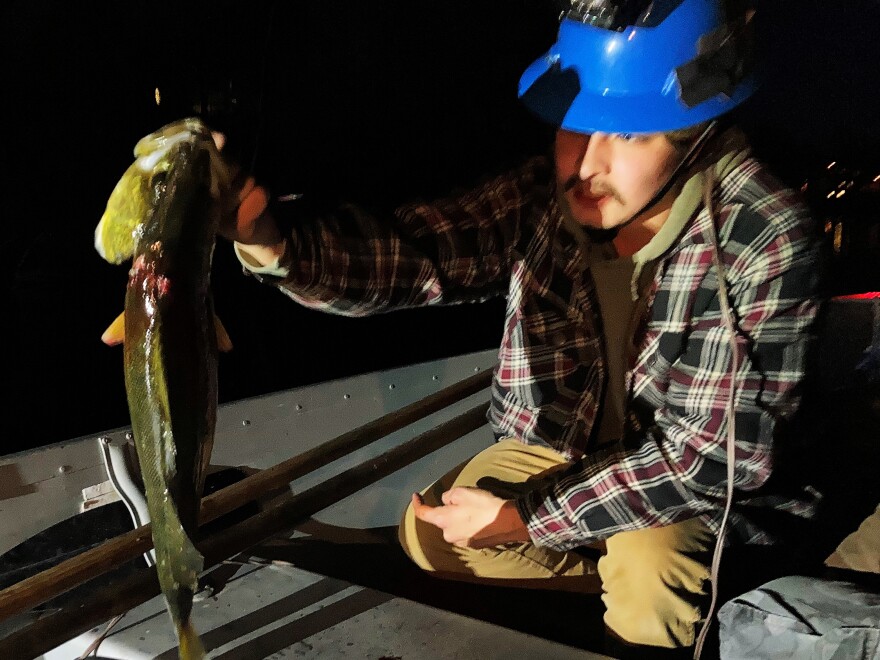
[826,503,880,574]
[399,439,715,648]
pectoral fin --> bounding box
[101,311,232,351]
[214,314,233,352]
[101,311,126,346]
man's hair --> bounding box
[664,121,749,177]
[665,123,713,150]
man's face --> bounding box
[554,129,680,231]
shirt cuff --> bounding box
[516,489,585,552]
[233,241,290,279]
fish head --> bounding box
[95,118,231,264]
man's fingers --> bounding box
[411,493,443,527]
[237,182,270,229]
[442,487,472,506]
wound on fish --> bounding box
[130,254,173,300]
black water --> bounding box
[4,0,880,454]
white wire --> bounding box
[693,170,740,659]
[76,613,125,659]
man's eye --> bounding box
[614,133,636,141]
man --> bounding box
[222,0,820,656]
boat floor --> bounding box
[3,350,613,659]
[35,524,611,659]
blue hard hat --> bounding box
[519,0,757,134]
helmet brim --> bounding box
[519,54,757,134]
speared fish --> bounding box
[95,117,233,659]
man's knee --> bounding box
[599,523,713,648]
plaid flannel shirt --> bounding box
[262,155,820,551]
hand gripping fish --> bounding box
[95,118,233,659]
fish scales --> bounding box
[96,118,229,659]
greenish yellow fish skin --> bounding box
[96,118,230,660]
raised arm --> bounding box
[227,157,556,317]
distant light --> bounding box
[155,87,161,106]
[837,292,880,300]
[833,223,843,253]
[801,182,809,192]
[836,190,846,198]
[824,220,833,233]
[826,191,835,199]
[874,174,880,182]
[827,161,836,169]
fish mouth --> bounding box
[136,130,195,173]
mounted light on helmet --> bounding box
[565,0,623,29]
[564,0,654,30]
[519,0,757,134]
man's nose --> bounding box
[578,132,611,181]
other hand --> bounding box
[411,487,530,549]
[211,132,284,255]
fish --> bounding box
[95,117,232,659]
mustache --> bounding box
[562,174,621,203]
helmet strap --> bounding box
[612,119,720,235]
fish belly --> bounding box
[125,257,216,658]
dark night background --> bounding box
[2,1,879,454]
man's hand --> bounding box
[212,132,285,265]
[411,487,530,549]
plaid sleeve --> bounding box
[517,194,820,550]
[271,158,552,316]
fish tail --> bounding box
[177,618,206,660]
[154,533,205,658]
